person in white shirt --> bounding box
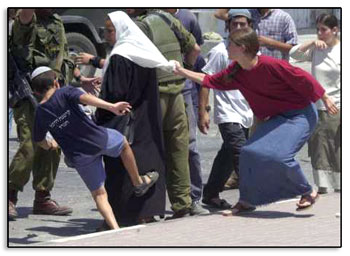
[200,9,254,209]
[290,13,340,194]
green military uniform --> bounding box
[138,10,197,213]
[9,12,73,193]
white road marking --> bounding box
[275,198,300,204]
[51,224,146,243]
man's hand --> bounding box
[198,111,210,135]
[109,102,132,116]
[81,77,101,96]
[75,52,95,65]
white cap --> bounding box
[31,66,53,80]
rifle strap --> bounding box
[151,12,185,46]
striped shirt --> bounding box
[249,9,298,60]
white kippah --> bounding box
[31,66,53,80]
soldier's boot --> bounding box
[9,189,18,220]
[33,191,73,216]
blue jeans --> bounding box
[203,122,248,199]
[182,84,203,203]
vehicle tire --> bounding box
[66,32,97,77]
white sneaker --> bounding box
[190,201,210,216]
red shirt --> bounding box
[203,55,325,120]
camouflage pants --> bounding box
[159,92,191,212]
[9,100,61,192]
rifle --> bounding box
[8,53,38,109]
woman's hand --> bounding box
[313,40,328,50]
[75,52,95,65]
[322,94,339,115]
[110,102,132,116]
[198,111,210,135]
[171,60,205,85]
[172,61,185,76]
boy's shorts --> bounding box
[75,128,125,192]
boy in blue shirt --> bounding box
[32,67,159,230]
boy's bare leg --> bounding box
[91,186,119,230]
[120,138,150,186]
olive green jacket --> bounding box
[11,12,75,84]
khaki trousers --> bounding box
[159,92,191,212]
[9,100,61,192]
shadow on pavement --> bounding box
[25,218,101,237]
[8,234,39,245]
[15,207,33,219]
[211,210,314,219]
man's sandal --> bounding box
[296,193,319,211]
[222,202,256,216]
[134,171,159,197]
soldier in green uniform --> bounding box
[135,9,201,218]
[8,9,99,219]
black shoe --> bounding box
[134,171,159,197]
[202,197,232,209]
[165,208,191,220]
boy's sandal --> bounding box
[296,193,319,211]
[222,202,256,216]
[202,197,232,209]
[134,171,159,197]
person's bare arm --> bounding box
[75,52,95,65]
[184,43,201,67]
[173,61,205,84]
[198,87,210,134]
[79,93,131,116]
[75,52,106,67]
[214,9,230,21]
[19,9,35,25]
[299,40,328,52]
[258,36,294,54]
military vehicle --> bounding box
[55,8,120,77]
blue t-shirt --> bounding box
[175,9,205,92]
[175,9,204,46]
[33,86,108,166]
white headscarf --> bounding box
[102,11,175,76]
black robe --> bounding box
[95,54,166,226]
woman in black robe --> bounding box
[95,11,169,226]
